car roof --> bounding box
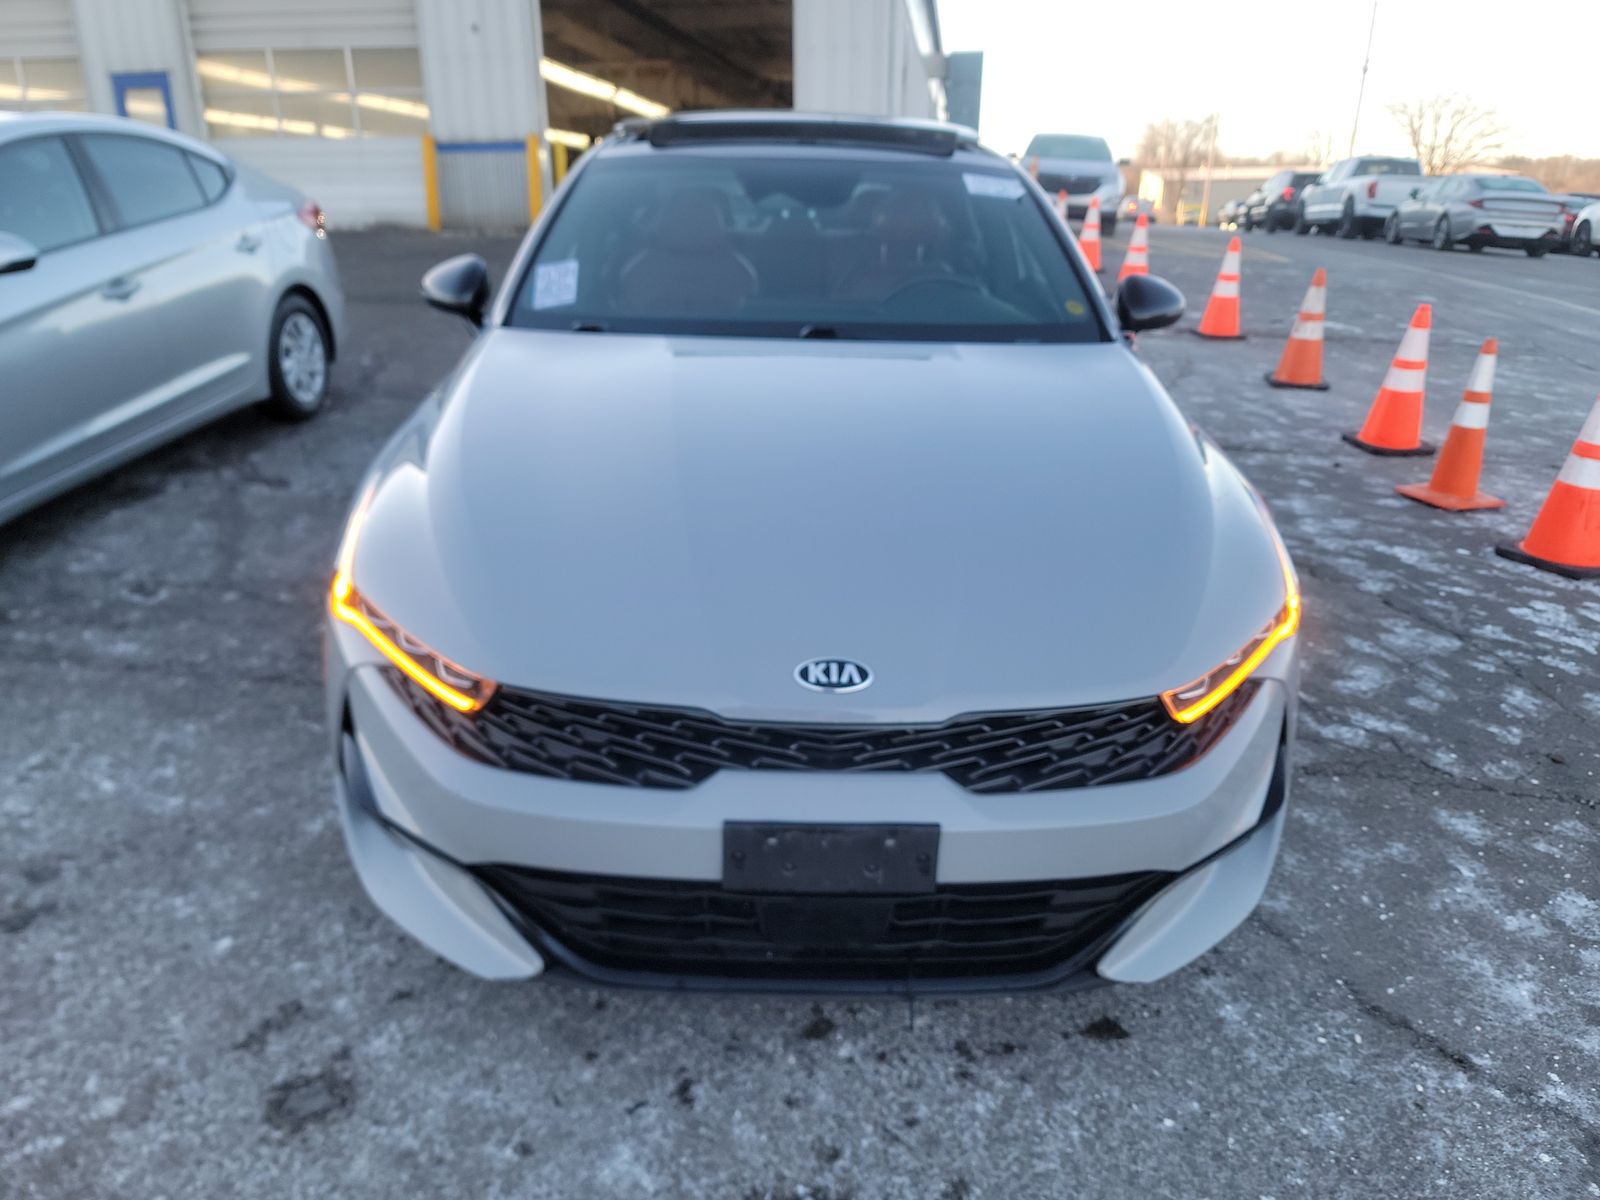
[607,110,985,159]
[0,110,226,164]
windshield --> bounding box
[509,151,1103,343]
[1355,158,1421,176]
[1024,135,1112,162]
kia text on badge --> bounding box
[794,658,873,693]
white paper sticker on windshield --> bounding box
[532,258,580,309]
[963,173,1025,200]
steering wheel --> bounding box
[881,274,986,304]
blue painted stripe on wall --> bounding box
[435,140,524,154]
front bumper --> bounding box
[326,625,1297,991]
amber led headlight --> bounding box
[1161,510,1300,725]
[329,488,495,713]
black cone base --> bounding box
[1341,432,1435,457]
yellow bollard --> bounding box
[525,134,543,222]
[422,135,441,231]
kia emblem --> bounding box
[794,658,872,693]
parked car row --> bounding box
[1227,154,1597,261]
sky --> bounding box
[936,0,1596,164]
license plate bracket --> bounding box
[722,823,939,895]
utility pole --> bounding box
[1198,115,1219,226]
[1348,1,1378,157]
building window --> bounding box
[0,58,88,112]
[197,48,427,139]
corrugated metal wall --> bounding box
[414,0,545,141]
[792,0,939,119]
[187,0,419,51]
[0,0,78,56]
[415,0,548,229]
[437,148,528,230]
[69,0,204,133]
[216,136,428,227]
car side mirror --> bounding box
[1408,187,1419,199]
[0,233,39,275]
[1116,157,1131,167]
[421,253,490,325]
[1116,274,1185,333]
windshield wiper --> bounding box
[570,320,608,333]
[798,324,851,339]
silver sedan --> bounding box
[0,112,345,525]
[1384,173,1566,256]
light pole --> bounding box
[1348,0,1378,157]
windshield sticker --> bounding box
[963,173,1026,201]
[532,258,580,309]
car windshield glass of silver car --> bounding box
[1354,157,1421,177]
[1023,135,1112,162]
[510,152,1102,343]
[1477,176,1545,193]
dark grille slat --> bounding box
[385,669,1256,794]
[474,863,1174,983]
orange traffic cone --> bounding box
[1265,268,1329,390]
[1080,196,1104,272]
[1343,303,1435,457]
[1396,339,1504,511]
[1195,236,1243,338]
[1056,189,1069,222]
[1117,213,1150,282]
[1028,156,1040,179]
[1496,397,1600,579]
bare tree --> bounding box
[1136,117,1217,216]
[1388,96,1505,174]
[1303,130,1337,166]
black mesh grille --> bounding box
[387,670,1256,793]
[473,863,1174,983]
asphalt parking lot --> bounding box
[3,221,1598,1199]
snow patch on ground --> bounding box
[1547,890,1600,940]
[1433,810,1492,846]
[1331,661,1393,697]
[1507,601,1600,655]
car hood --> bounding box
[358,330,1284,722]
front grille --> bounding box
[386,669,1257,793]
[473,863,1173,984]
[1037,172,1103,195]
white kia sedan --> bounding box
[324,112,1300,994]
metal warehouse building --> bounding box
[1,0,950,229]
